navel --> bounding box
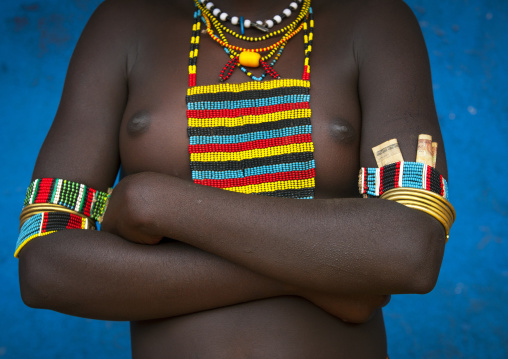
[329,118,355,144]
[126,110,152,136]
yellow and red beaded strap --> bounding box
[188,8,201,87]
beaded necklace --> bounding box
[186,6,317,199]
[200,9,303,81]
[194,0,311,42]
[199,0,303,33]
[197,0,311,81]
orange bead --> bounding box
[239,51,261,68]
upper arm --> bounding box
[32,0,135,191]
[357,0,447,178]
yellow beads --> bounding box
[225,178,316,195]
[187,78,309,95]
[190,142,314,162]
[239,51,261,67]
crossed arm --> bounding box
[18,0,447,323]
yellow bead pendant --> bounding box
[239,51,261,68]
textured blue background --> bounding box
[1,1,506,358]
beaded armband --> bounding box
[23,178,110,220]
[15,178,111,258]
[15,212,95,258]
[358,161,449,199]
[358,162,455,240]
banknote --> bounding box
[416,134,433,166]
[372,139,404,167]
[432,142,438,168]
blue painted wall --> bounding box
[0,1,506,358]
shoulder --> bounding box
[83,0,193,38]
[341,0,419,26]
[318,0,421,43]
[317,0,417,23]
[348,0,424,56]
[315,0,423,57]
[74,0,194,63]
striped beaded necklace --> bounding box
[186,5,317,199]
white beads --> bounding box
[200,0,301,32]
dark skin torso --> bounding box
[18,0,447,358]
[125,3,380,355]
[120,0,362,197]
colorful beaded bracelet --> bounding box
[15,211,95,258]
[16,178,111,258]
[23,178,110,222]
[358,161,449,200]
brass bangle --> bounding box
[397,201,452,233]
[380,187,456,242]
[395,200,453,229]
[381,188,456,221]
[380,188,456,223]
[381,194,455,225]
[19,204,95,229]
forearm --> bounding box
[111,173,446,296]
[18,230,286,321]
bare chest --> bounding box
[119,12,361,198]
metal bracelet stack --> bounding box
[380,187,456,241]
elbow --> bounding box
[18,250,57,310]
[19,261,45,309]
[398,215,447,294]
[409,262,441,294]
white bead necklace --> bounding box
[199,0,303,32]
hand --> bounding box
[304,291,390,323]
[100,173,164,245]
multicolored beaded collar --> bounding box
[186,5,316,199]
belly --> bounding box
[131,296,387,359]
